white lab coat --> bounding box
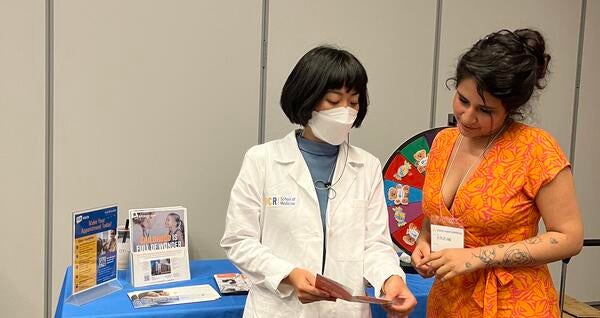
[221,130,405,318]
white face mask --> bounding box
[307,107,358,145]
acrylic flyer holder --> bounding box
[65,279,122,306]
[66,205,123,306]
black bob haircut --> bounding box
[280,45,369,127]
[448,28,551,119]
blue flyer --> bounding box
[72,205,118,295]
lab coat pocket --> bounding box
[329,199,366,261]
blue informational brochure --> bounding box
[72,205,118,295]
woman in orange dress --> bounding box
[412,29,583,317]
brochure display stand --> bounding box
[66,205,122,306]
[65,280,123,306]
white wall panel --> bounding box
[52,0,262,311]
[435,0,581,157]
[265,0,437,164]
[569,0,600,302]
[0,1,45,317]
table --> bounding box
[55,259,433,317]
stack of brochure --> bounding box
[129,206,190,287]
[128,284,220,309]
[213,273,251,294]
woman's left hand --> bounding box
[381,275,417,318]
[417,248,481,281]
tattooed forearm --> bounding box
[550,238,558,244]
[471,242,537,269]
[473,248,500,268]
[503,243,535,266]
[525,237,541,244]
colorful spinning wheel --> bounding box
[382,127,446,255]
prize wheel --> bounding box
[382,127,446,255]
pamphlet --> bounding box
[315,274,392,305]
[129,206,190,287]
[127,284,220,309]
[213,273,251,294]
[72,205,118,295]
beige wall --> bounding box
[0,1,46,317]
[265,0,438,163]
[1,1,598,317]
[435,0,581,154]
[51,0,262,312]
[569,0,600,302]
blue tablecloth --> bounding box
[55,259,433,317]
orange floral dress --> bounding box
[422,122,569,318]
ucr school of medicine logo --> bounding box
[264,195,296,207]
[264,196,271,207]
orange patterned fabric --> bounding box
[422,122,569,318]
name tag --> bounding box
[431,224,464,252]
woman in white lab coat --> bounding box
[221,46,416,318]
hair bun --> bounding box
[515,28,551,87]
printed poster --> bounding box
[129,206,190,287]
[72,205,118,295]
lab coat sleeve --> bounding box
[363,159,406,298]
[220,147,296,298]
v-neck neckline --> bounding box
[439,130,462,213]
[439,125,510,214]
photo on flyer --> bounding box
[130,207,187,253]
[150,258,172,276]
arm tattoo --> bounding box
[550,238,558,244]
[465,261,472,269]
[473,242,536,268]
[503,243,535,266]
[525,237,541,244]
[473,248,498,268]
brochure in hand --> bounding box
[127,284,220,309]
[213,273,251,294]
[315,274,392,305]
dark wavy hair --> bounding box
[448,28,551,119]
[280,45,369,127]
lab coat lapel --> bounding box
[288,159,319,205]
[275,131,318,205]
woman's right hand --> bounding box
[411,237,435,278]
[282,268,335,304]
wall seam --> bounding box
[45,0,54,317]
[429,0,443,128]
[258,0,269,144]
[570,0,587,170]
